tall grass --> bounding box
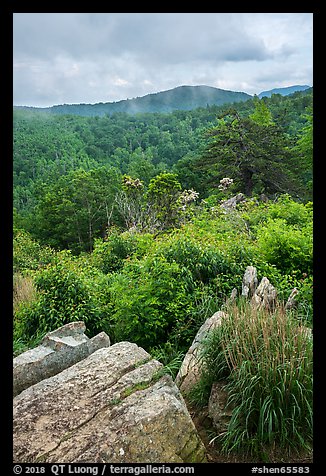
[192,299,313,458]
[13,273,42,356]
[151,342,185,380]
[13,273,37,313]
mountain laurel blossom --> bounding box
[122,176,144,190]
[179,189,200,210]
[179,189,200,204]
[218,177,234,191]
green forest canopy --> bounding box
[14,89,312,252]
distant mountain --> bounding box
[14,84,312,117]
[14,85,252,117]
[258,85,311,99]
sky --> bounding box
[13,13,313,107]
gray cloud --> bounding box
[14,13,271,63]
[13,13,313,107]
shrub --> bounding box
[107,232,246,352]
[15,255,107,340]
[92,231,136,274]
[239,194,312,230]
[192,300,313,458]
[161,235,232,284]
[266,194,312,227]
[255,218,312,275]
[109,256,198,350]
[91,230,155,274]
[13,229,55,274]
[156,232,244,299]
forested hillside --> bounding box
[14,88,312,246]
[13,89,313,461]
[15,85,252,116]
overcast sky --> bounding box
[13,13,313,107]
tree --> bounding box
[126,147,157,183]
[196,110,298,197]
[115,175,146,231]
[172,152,209,197]
[29,167,121,253]
[294,109,313,196]
[145,173,182,230]
[115,173,199,233]
[249,96,274,126]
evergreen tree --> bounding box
[196,110,299,197]
[249,96,274,126]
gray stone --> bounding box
[229,288,238,301]
[225,288,238,306]
[242,265,258,298]
[175,311,226,393]
[13,321,110,397]
[220,193,245,211]
[13,342,207,463]
[252,276,277,310]
[40,321,89,350]
[208,381,234,435]
[285,288,299,310]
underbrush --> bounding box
[13,195,313,363]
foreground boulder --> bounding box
[13,341,207,463]
[175,311,226,393]
[13,321,110,397]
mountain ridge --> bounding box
[258,84,310,99]
[14,84,311,117]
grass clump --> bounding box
[191,299,313,459]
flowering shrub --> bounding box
[178,188,200,210]
[218,177,234,191]
[116,173,200,232]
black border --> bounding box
[5,5,322,474]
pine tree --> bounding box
[196,110,299,197]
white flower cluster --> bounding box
[179,189,199,211]
[179,189,200,204]
[122,176,144,189]
[218,177,234,191]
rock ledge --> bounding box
[13,341,207,463]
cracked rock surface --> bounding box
[13,342,207,463]
[13,321,110,397]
